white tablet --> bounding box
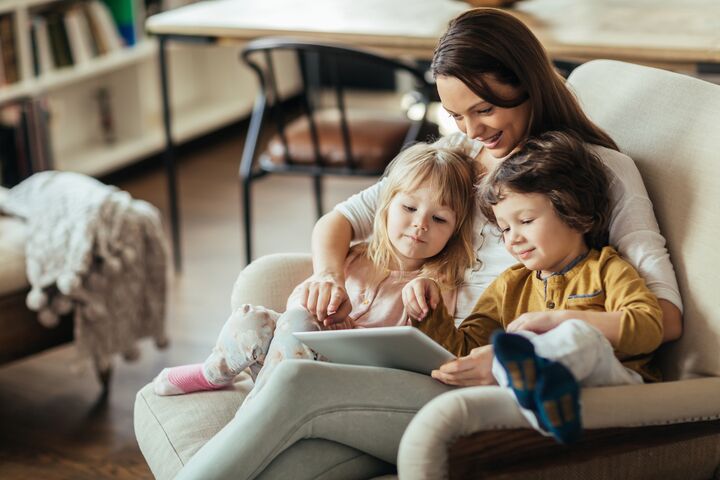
[293,326,456,375]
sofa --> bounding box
[0,188,85,379]
[134,60,720,479]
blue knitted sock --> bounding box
[535,360,582,444]
[492,332,544,409]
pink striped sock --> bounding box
[153,364,226,396]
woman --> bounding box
[176,8,682,479]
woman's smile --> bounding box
[480,131,503,148]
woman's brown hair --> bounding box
[478,131,611,250]
[431,8,618,151]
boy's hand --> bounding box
[402,278,441,321]
[431,345,496,386]
[507,311,569,334]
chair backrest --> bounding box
[567,60,720,381]
[240,37,433,173]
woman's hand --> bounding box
[299,272,351,326]
[431,345,497,386]
[402,278,441,321]
[506,311,569,334]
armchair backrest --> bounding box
[567,60,720,381]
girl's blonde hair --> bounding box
[363,143,477,288]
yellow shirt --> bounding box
[416,246,664,381]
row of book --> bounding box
[0,98,53,187]
[31,1,127,77]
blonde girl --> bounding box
[153,143,477,405]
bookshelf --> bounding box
[0,0,261,181]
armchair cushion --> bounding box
[135,253,312,479]
[134,378,253,480]
[265,110,411,171]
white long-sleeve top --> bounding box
[334,133,682,324]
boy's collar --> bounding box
[536,250,590,280]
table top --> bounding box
[146,0,720,67]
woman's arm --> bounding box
[300,211,353,324]
[596,146,683,341]
[658,299,682,342]
[302,179,384,324]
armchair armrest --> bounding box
[398,378,720,479]
[231,253,313,312]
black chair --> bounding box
[239,37,435,264]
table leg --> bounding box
[158,35,182,272]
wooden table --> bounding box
[148,0,720,68]
[147,0,720,269]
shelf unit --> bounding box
[0,0,261,177]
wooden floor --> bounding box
[0,126,375,479]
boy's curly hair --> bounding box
[478,131,611,250]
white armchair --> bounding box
[398,59,720,479]
[134,60,720,479]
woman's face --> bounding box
[437,75,531,159]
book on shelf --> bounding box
[83,2,109,55]
[0,37,5,86]
[64,5,96,65]
[0,14,19,84]
[31,16,55,76]
[102,0,137,47]
[23,98,53,173]
[87,0,124,53]
[46,11,74,69]
[0,99,53,188]
[0,105,26,187]
[27,1,130,78]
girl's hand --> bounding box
[298,272,350,325]
[431,345,496,386]
[323,318,356,330]
[506,311,570,334]
[402,278,441,321]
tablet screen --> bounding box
[293,326,455,375]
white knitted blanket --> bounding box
[0,171,168,371]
